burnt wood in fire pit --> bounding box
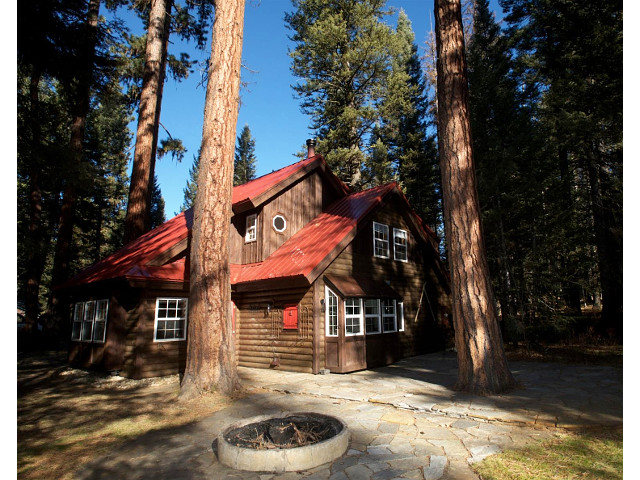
[217,412,349,472]
[224,414,342,449]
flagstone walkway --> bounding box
[75,352,622,480]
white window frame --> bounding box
[364,298,381,334]
[393,228,408,262]
[245,214,257,243]
[344,298,364,336]
[398,301,405,332]
[382,299,397,333]
[373,222,390,258]
[325,287,338,337]
[272,214,287,233]
[81,300,96,342]
[154,297,188,342]
[92,299,109,342]
[71,302,84,341]
[71,299,109,343]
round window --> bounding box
[273,214,287,233]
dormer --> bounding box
[228,144,349,264]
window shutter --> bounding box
[283,305,298,329]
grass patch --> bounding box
[17,351,238,480]
[473,428,623,480]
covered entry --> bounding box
[323,275,401,373]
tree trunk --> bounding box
[24,68,46,330]
[586,149,622,338]
[47,0,101,333]
[123,0,172,244]
[434,0,515,395]
[180,0,245,399]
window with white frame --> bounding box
[154,298,188,341]
[393,228,408,262]
[272,214,287,233]
[325,287,338,336]
[373,222,390,258]
[71,303,83,341]
[364,299,381,334]
[382,299,397,332]
[71,299,109,343]
[93,300,109,342]
[344,298,363,335]
[397,301,405,332]
[245,214,257,243]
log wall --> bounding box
[319,197,452,368]
[233,286,315,373]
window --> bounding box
[93,300,109,342]
[154,298,188,341]
[344,298,363,335]
[82,301,96,341]
[272,214,287,233]
[382,299,397,332]
[364,299,381,334]
[245,214,257,243]
[373,222,390,258]
[71,303,83,341]
[326,287,338,336]
[71,299,109,343]
[393,228,408,262]
[398,301,405,332]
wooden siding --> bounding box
[317,197,451,370]
[68,282,137,374]
[125,287,190,379]
[234,286,315,373]
[228,170,344,264]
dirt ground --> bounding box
[17,351,236,480]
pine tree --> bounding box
[123,0,214,243]
[149,175,166,229]
[233,125,257,186]
[435,0,515,394]
[286,0,396,188]
[467,0,529,341]
[181,0,245,399]
[380,10,442,232]
[180,153,200,212]
[501,0,623,336]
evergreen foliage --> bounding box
[149,175,166,229]
[234,125,257,186]
[180,152,200,212]
[286,0,396,188]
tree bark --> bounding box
[434,0,515,395]
[586,149,622,338]
[47,0,101,333]
[123,0,172,244]
[24,68,46,330]
[180,0,245,399]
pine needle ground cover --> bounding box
[473,428,622,480]
[17,351,236,480]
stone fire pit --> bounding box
[217,412,349,472]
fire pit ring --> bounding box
[217,412,349,472]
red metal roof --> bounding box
[58,209,194,288]
[230,183,397,286]
[60,155,436,290]
[232,157,310,204]
[60,156,343,288]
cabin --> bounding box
[59,143,452,379]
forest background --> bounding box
[15,0,625,351]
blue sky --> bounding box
[116,0,503,216]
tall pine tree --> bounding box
[233,124,257,186]
[501,0,623,336]
[286,0,396,188]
